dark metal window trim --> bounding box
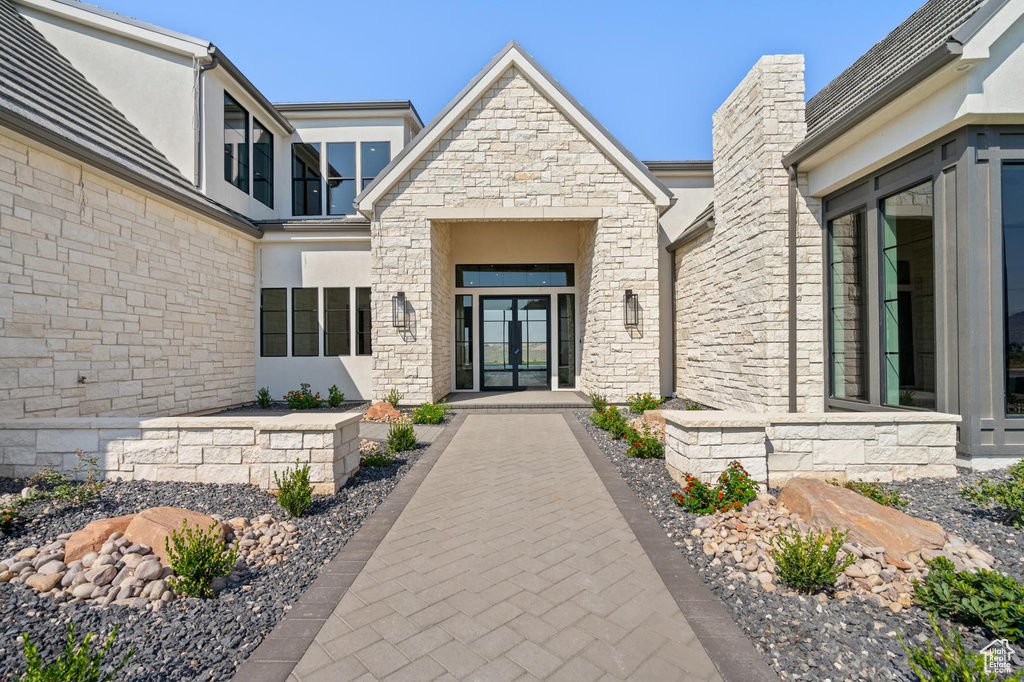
[291,287,319,358]
[455,264,575,288]
[291,142,322,217]
[1001,160,1024,418]
[327,142,357,216]
[223,93,249,194]
[252,117,273,209]
[360,141,391,191]
[356,287,372,356]
[455,295,473,390]
[826,206,869,402]
[324,287,351,357]
[259,288,287,358]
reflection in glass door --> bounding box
[480,297,550,390]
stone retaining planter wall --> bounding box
[0,413,362,493]
[663,410,961,486]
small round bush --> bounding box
[770,527,856,594]
[274,461,313,518]
[625,426,664,459]
[164,520,238,599]
[327,385,345,408]
[412,401,450,424]
[387,421,417,451]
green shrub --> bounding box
[625,426,664,459]
[18,624,133,682]
[900,614,1020,682]
[164,520,238,599]
[682,399,704,411]
[327,385,344,408]
[589,392,608,412]
[284,383,321,409]
[360,448,396,468]
[771,527,857,594]
[914,556,1024,642]
[1,501,20,533]
[387,421,417,452]
[384,388,403,409]
[961,461,1024,527]
[273,461,313,518]
[26,450,104,508]
[830,478,907,508]
[255,387,272,408]
[671,461,760,514]
[625,392,663,414]
[412,400,450,424]
[589,406,629,438]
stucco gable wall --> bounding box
[371,67,660,402]
[0,128,256,419]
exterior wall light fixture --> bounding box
[624,289,639,328]
[392,292,408,328]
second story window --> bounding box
[327,142,356,215]
[361,141,390,189]
[253,118,273,208]
[223,94,249,193]
[292,143,322,216]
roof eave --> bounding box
[783,40,962,168]
[212,47,294,134]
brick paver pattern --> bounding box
[289,414,723,681]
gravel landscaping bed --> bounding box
[0,444,427,681]
[211,400,370,416]
[574,409,1023,681]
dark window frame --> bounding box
[252,117,273,208]
[1002,161,1024,417]
[557,293,576,389]
[455,264,575,288]
[360,141,391,190]
[260,288,287,358]
[327,142,356,216]
[291,287,319,358]
[356,287,372,356]
[223,93,249,194]
[827,208,869,402]
[291,142,323,216]
[324,287,352,357]
[455,295,473,389]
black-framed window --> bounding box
[292,288,319,357]
[292,143,322,216]
[224,94,249,193]
[253,118,273,208]
[260,288,286,357]
[827,209,868,401]
[361,141,390,190]
[881,181,935,409]
[558,293,576,389]
[1003,162,1024,416]
[456,264,575,288]
[325,287,351,356]
[327,142,356,216]
[356,287,372,356]
[455,295,473,389]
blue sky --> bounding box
[97,0,924,160]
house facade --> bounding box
[1,0,1023,470]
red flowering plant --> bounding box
[672,461,759,515]
[589,405,630,439]
[625,425,664,459]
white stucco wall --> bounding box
[255,235,374,401]
[803,0,1024,196]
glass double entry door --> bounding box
[481,296,550,390]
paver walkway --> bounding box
[359,421,447,444]
[289,414,724,681]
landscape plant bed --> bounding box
[210,399,370,416]
[0,443,427,680]
[574,410,1024,681]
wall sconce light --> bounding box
[624,289,639,328]
[392,292,408,329]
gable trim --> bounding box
[355,41,674,215]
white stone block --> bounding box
[269,432,304,450]
[213,428,255,446]
[37,429,98,453]
[818,424,877,441]
[812,440,865,465]
[133,465,196,482]
[898,423,956,447]
[179,430,214,446]
[123,439,178,464]
[865,446,930,465]
[196,465,249,485]
[302,433,325,449]
[0,430,36,447]
[202,446,242,464]
[696,429,722,446]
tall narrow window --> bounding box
[223,94,249,192]
[1003,163,1024,415]
[558,294,576,389]
[260,288,286,357]
[252,118,273,208]
[292,143,322,216]
[356,287,372,355]
[324,287,351,356]
[455,295,473,389]
[361,141,390,189]
[327,142,356,215]
[882,181,935,409]
[292,288,319,357]
[828,210,867,400]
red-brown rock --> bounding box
[778,477,946,560]
[365,401,402,421]
[64,514,136,563]
[124,507,227,564]
[643,410,666,427]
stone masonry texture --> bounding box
[674,55,824,413]
[0,130,256,419]
[371,67,660,403]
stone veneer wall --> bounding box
[0,130,256,419]
[371,67,660,402]
[0,413,361,493]
[663,410,960,487]
[674,55,824,412]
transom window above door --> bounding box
[456,264,575,288]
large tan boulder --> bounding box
[124,507,227,565]
[778,477,946,561]
[64,514,136,563]
[365,401,401,421]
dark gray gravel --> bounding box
[574,410,1023,681]
[211,400,369,416]
[0,445,425,681]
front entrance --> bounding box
[480,296,550,390]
